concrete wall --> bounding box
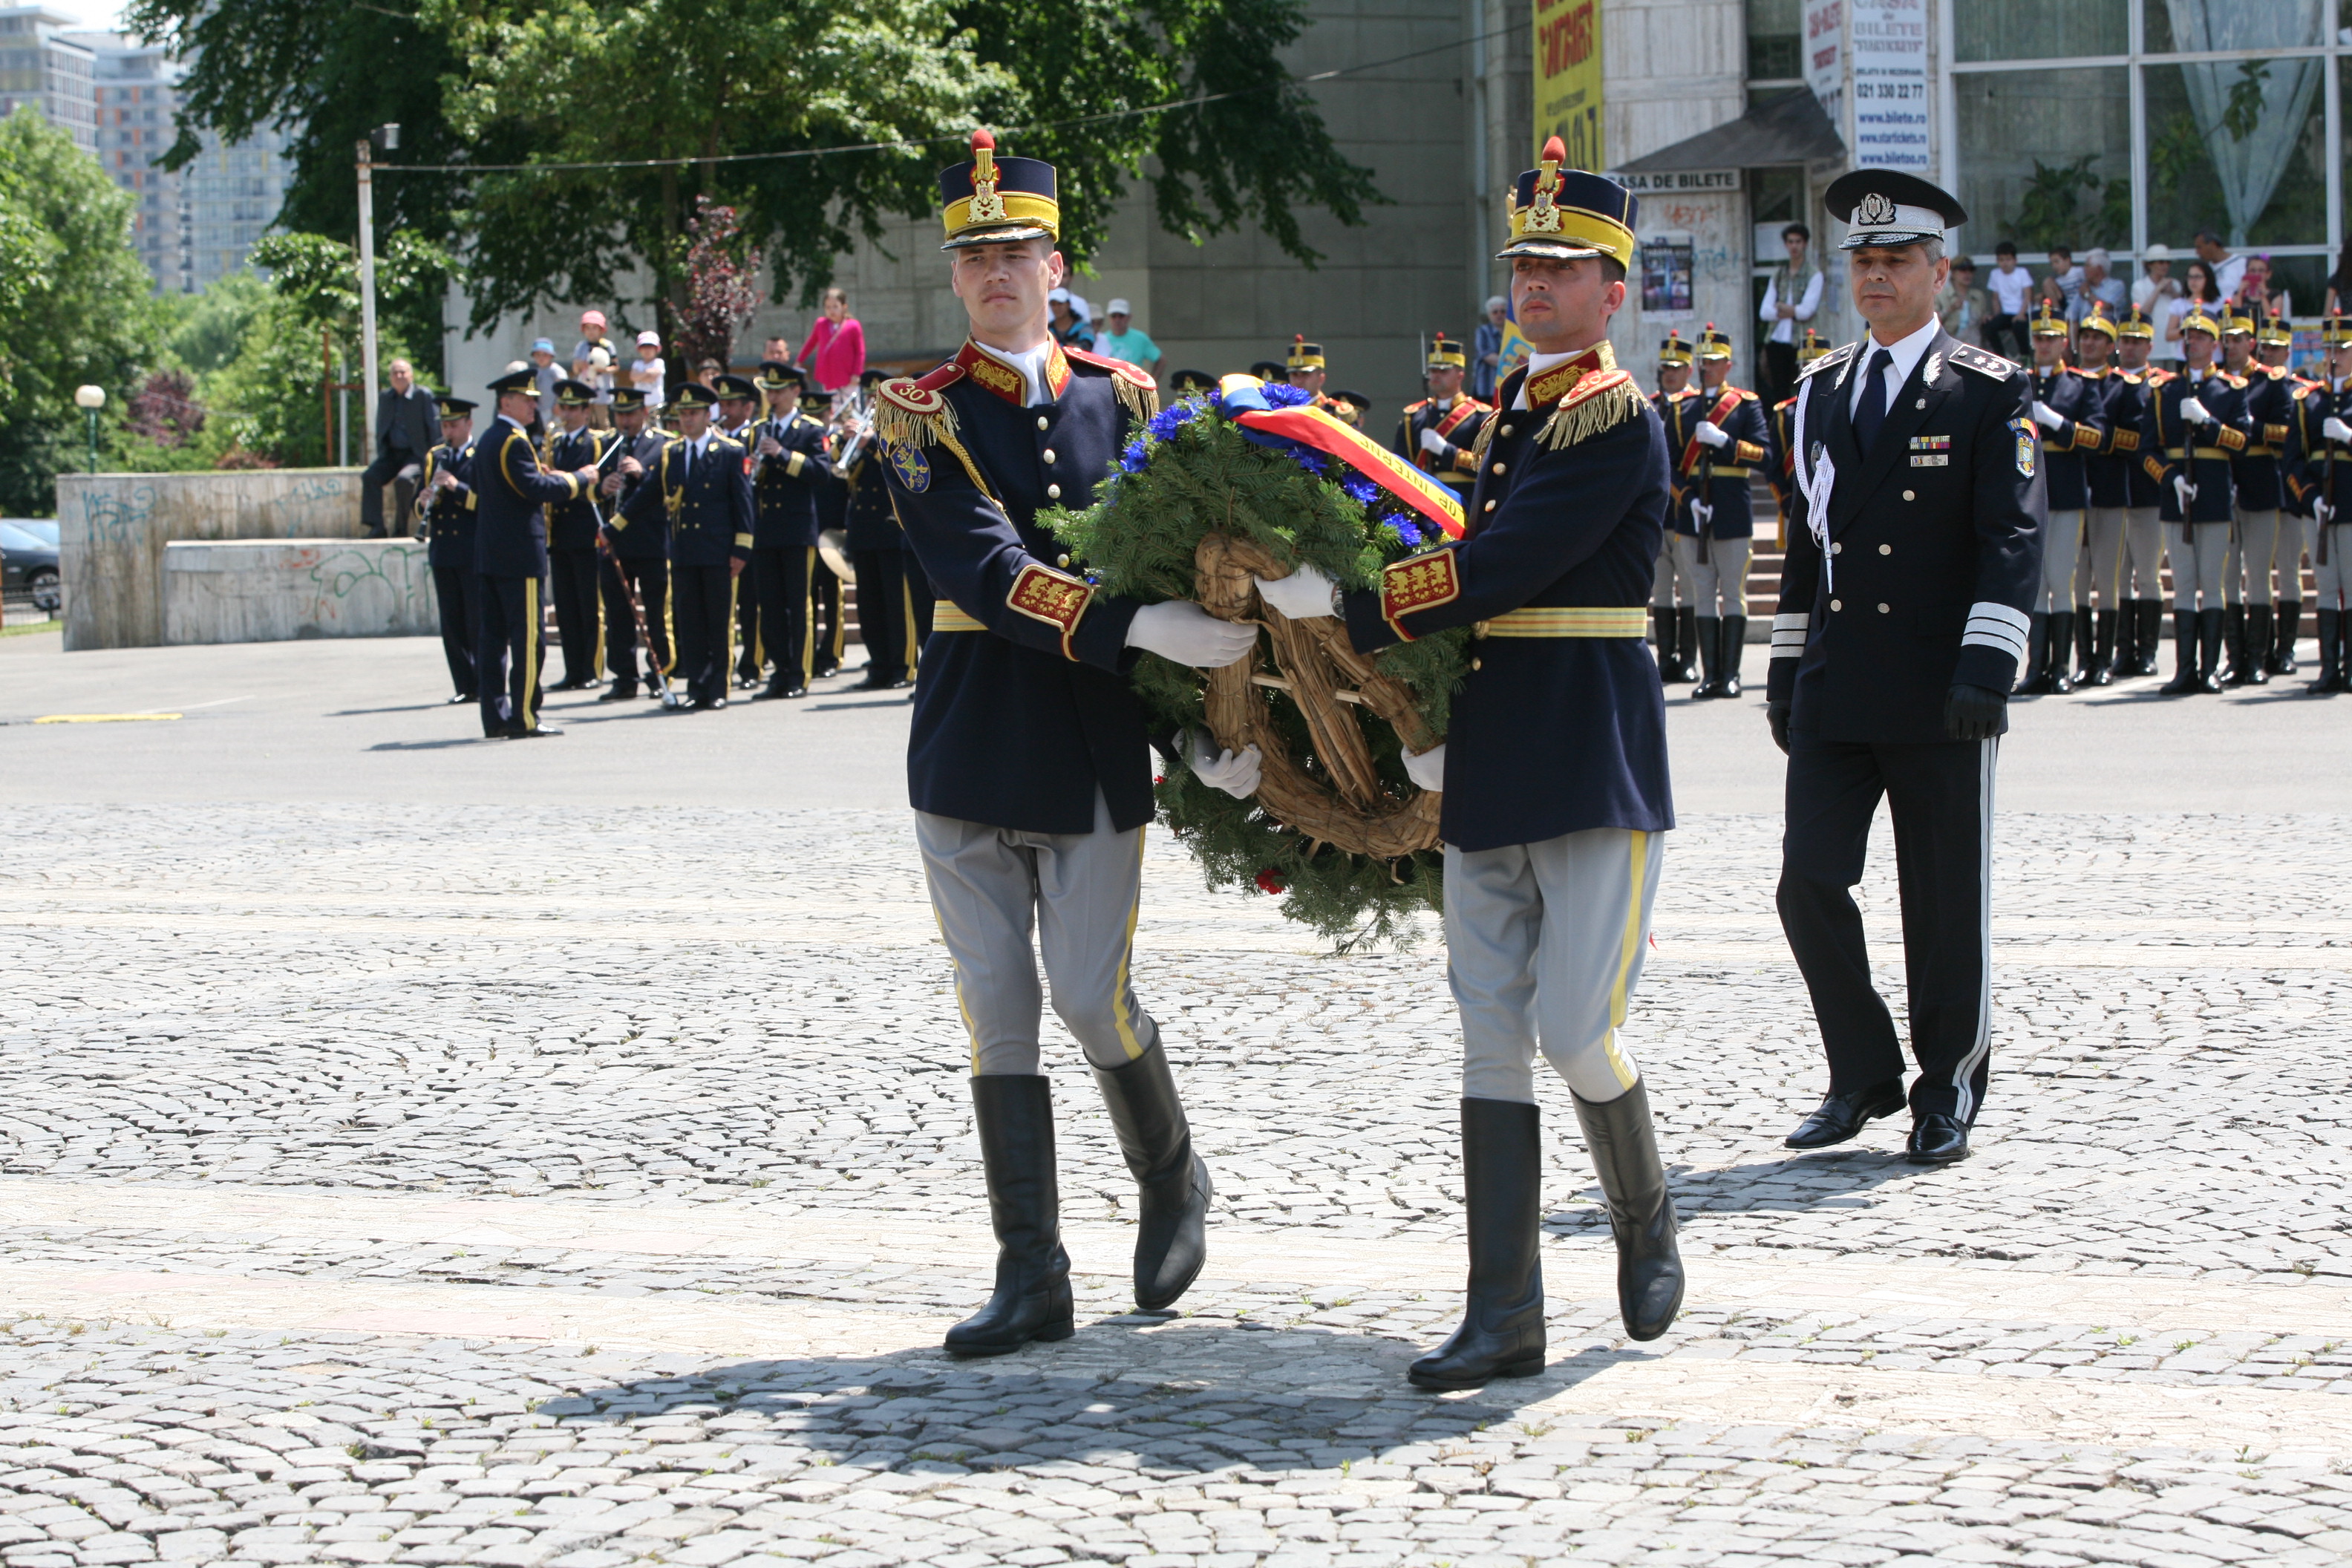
[163,539,436,646]
[56,469,362,650]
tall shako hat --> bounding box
[2078,303,2118,339]
[2258,316,2293,347]
[2180,305,2221,338]
[1657,331,1693,367]
[1286,335,1325,371]
[2117,304,2157,340]
[1697,321,1733,359]
[1496,136,1637,264]
[1797,327,1829,363]
[1823,167,1966,249]
[937,128,1059,251]
[2030,300,2068,339]
[2222,308,2258,337]
[2323,313,2352,347]
[1425,332,1466,370]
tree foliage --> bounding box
[673,200,765,376]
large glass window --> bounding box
[1746,0,1802,80]
[2144,59,2328,247]
[2146,0,2325,57]
[1954,0,2128,63]
[1954,68,2134,252]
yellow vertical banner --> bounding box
[1532,0,1603,170]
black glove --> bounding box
[1944,682,2007,742]
[1765,699,1791,756]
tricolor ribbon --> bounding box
[1220,376,1466,539]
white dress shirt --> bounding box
[1759,270,1824,345]
[1849,316,1942,421]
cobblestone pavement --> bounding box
[0,803,2348,1565]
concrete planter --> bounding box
[163,538,438,645]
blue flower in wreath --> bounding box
[1145,402,1198,442]
[1340,474,1379,508]
[1119,437,1150,474]
[1292,448,1330,477]
[1392,517,1423,547]
[1259,382,1312,409]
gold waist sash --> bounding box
[933,601,985,632]
[1476,606,1649,638]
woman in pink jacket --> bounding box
[797,288,866,392]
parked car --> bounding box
[0,520,60,612]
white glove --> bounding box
[1401,742,1446,792]
[1125,600,1256,667]
[1418,426,1449,456]
[2179,396,2213,425]
[2318,499,2336,526]
[1690,499,1714,529]
[1184,728,1261,799]
[2032,401,2064,430]
[2323,416,2352,443]
[2173,475,2198,512]
[1252,561,1339,621]
[1692,419,1731,449]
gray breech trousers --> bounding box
[1446,826,1666,1106]
[917,792,1158,1077]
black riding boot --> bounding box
[1719,614,1745,697]
[2072,601,2094,682]
[2016,612,2051,694]
[2242,605,2272,685]
[2045,611,2075,693]
[1572,1079,1685,1342]
[1673,606,1700,683]
[944,1075,1074,1356]
[2136,599,2163,675]
[2090,608,2117,685]
[1092,1044,1212,1311]
[2220,604,2249,685]
[2273,600,2301,675]
[1409,1098,1546,1389]
[1650,604,1679,679]
[2159,610,2203,694]
[2198,607,2227,693]
[1691,615,1722,698]
[2311,609,2346,693]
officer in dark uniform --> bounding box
[419,394,478,705]
[1168,369,1216,396]
[2299,315,2352,692]
[877,131,1255,1358]
[474,367,602,738]
[806,385,851,679]
[746,362,832,701]
[2103,307,2170,676]
[1676,324,1772,698]
[1397,333,1491,507]
[2016,302,2106,694]
[705,374,765,690]
[1648,332,1699,682]
[1768,169,2042,1167]
[1262,143,1684,1382]
[2226,310,2293,685]
[842,368,918,690]
[610,381,753,711]
[595,386,673,703]
[2139,306,2253,693]
[541,379,613,690]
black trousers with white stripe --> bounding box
[1777,732,1996,1123]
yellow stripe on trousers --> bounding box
[901,575,921,676]
[660,572,679,675]
[801,546,817,682]
[522,577,541,731]
[1108,826,1149,1060]
[1602,829,1650,1091]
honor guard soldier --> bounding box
[595,386,674,703]
[419,394,479,705]
[2139,305,2253,693]
[2016,302,2106,693]
[875,131,1256,1357]
[1261,142,1685,1383]
[2259,316,2310,675]
[1648,331,1701,682]
[474,367,603,738]
[610,381,754,711]
[1768,169,2043,1166]
[806,385,852,679]
[2074,306,2132,684]
[840,368,919,690]
[2103,307,2170,676]
[1398,332,1491,506]
[542,378,614,690]
[746,362,832,700]
[1675,323,1771,698]
[708,374,766,690]
[2299,313,2352,692]
[2225,310,2292,685]
[1285,336,1360,425]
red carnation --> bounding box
[1254,869,1287,895]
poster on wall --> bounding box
[1850,0,1930,171]
[1641,235,1696,320]
[1532,0,1603,170]
[1803,0,1844,130]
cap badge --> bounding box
[967,130,1007,224]
[1856,191,1897,227]
[1523,137,1566,235]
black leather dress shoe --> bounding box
[1906,1114,1970,1165]
[446,691,473,705]
[1783,1079,1907,1149]
[505,722,563,739]
[597,685,637,702]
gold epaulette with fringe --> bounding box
[873,366,965,452]
[1066,344,1160,424]
[1535,368,1644,451]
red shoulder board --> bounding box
[912,360,967,393]
[1065,345,1156,389]
[1560,368,1634,408]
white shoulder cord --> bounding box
[1791,368,1837,592]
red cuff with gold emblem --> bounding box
[1379,549,1462,641]
[1007,561,1094,659]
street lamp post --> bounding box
[73,385,104,474]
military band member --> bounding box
[806,385,851,680]
[2224,311,2291,685]
[474,367,602,739]
[1261,146,1685,1381]
[419,395,478,705]
[540,379,614,690]
[1769,169,2043,1166]
[610,381,754,711]
[2105,307,2171,676]
[713,374,768,690]
[595,387,674,703]
[2259,316,2310,676]
[841,368,918,690]
[2074,307,2132,685]
[2016,303,2106,693]
[875,132,1255,1356]
[1676,323,1771,699]
[1167,368,1217,396]
[2140,307,2253,693]
[2299,316,2352,693]
[746,362,832,701]
[1648,333,1700,682]
[1397,333,1492,506]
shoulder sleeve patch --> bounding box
[1006,561,1094,659]
[1378,547,1460,641]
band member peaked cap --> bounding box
[609,387,648,411]
[938,128,1059,250]
[486,366,536,396]
[754,360,804,391]
[1823,167,1966,249]
[714,373,760,402]
[668,381,719,410]
[1425,332,1466,370]
[554,377,596,406]
[1497,139,1636,264]
[436,393,477,416]
[1168,368,1217,393]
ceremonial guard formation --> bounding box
[1260,140,1685,1385]
[1768,169,2043,1169]
[874,132,1255,1356]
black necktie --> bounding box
[1852,347,1895,457]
